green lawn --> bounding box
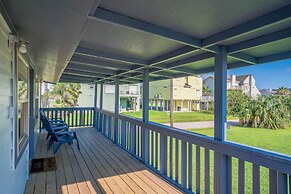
[122,110,237,123]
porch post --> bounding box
[99,83,103,131]
[214,46,230,193]
[142,68,149,164]
[114,77,119,143]
[93,83,98,128]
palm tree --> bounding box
[277,87,290,96]
[51,83,82,107]
[202,86,212,96]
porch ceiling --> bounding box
[1,0,291,83]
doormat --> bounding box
[30,157,57,173]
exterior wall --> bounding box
[78,83,94,107]
[149,76,202,111]
[96,84,140,112]
[0,15,29,194]
[149,79,170,100]
[203,77,215,96]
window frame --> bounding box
[12,43,30,169]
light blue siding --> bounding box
[0,14,30,194]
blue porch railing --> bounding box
[41,107,291,193]
[41,107,95,127]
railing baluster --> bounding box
[205,148,210,194]
[181,141,187,189]
[252,164,260,194]
[278,172,288,194]
[238,159,245,194]
[175,138,179,182]
[226,156,232,194]
[122,120,126,148]
[160,133,167,175]
[269,169,277,194]
[196,146,200,194]
[150,130,153,166]
[289,175,291,193]
[169,137,173,179]
[188,143,192,191]
[131,124,136,155]
[155,132,158,169]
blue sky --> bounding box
[203,59,291,90]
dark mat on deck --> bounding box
[30,157,57,173]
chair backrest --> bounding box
[41,115,58,141]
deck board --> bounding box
[25,127,184,194]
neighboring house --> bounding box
[149,76,203,112]
[78,83,95,107]
[203,74,261,99]
[91,83,141,112]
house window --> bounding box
[17,54,29,150]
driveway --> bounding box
[165,120,239,129]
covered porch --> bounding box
[0,0,291,194]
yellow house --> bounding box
[149,76,202,111]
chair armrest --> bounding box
[52,125,68,132]
[55,131,76,136]
[50,119,65,123]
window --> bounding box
[17,54,29,150]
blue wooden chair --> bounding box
[41,115,80,154]
[40,109,69,139]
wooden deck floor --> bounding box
[25,127,183,194]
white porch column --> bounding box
[114,77,119,143]
[150,99,153,110]
[181,100,183,112]
[214,46,230,193]
[142,68,149,164]
[190,100,192,111]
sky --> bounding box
[203,59,291,90]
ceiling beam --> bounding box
[91,7,257,65]
[228,27,291,53]
[92,8,201,48]
[66,63,117,75]
[258,51,291,64]
[75,47,148,65]
[148,46,199,66]
[202,4,291,47]
[70,56,134,70]
[63,69,108,78]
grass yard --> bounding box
[122,110,237,123]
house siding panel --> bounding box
[0,14,29,194]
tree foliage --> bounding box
[51,83,82,107]
[202,86,212,96]
[227,90,250,117]
[277,87,290,96]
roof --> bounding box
[1,1,291,84]
[236,75,250,82]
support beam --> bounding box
[228,27,291,53]
[75,46,148,65]
[258,51,291,64]
[202,4,291,47]
[92,8,201,48]
[70,55,134,70]
[142,68,150,164]
[63,70,107,78]
[214,46,228,194]
[114,77,119,143]
[93,83,98,128]
[67,63,117,75]
[99,83,104,131]
[91,8,257,65]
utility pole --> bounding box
[170,79,174,127]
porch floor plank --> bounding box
[25,127,184,194]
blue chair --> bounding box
[40,109,69,139]
[41,115,80,154]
